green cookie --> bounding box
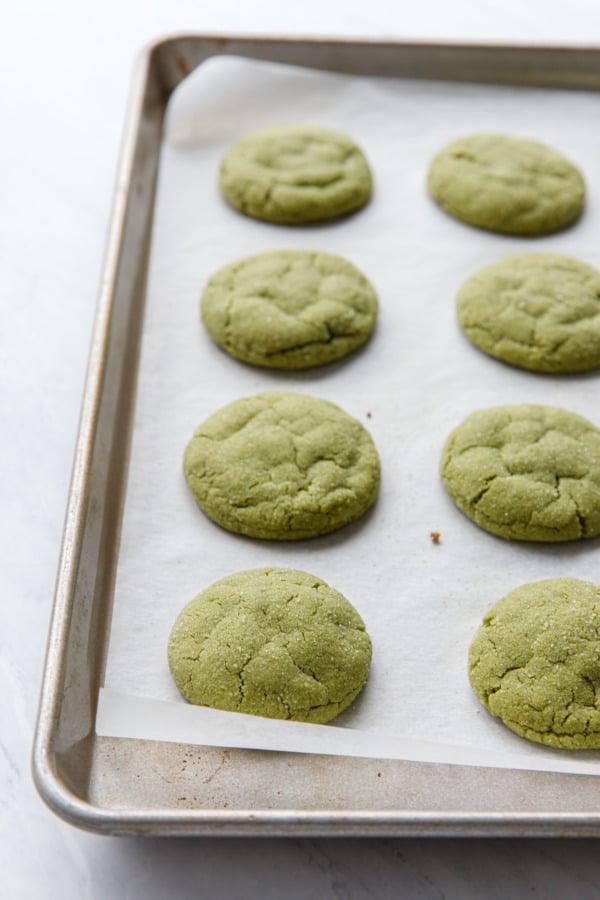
[457,254,600,373]
[183,392,380,540]
[469,578,600,749]
[168,567,372,724]
[219,125,372,224]
[440,404,600,542]
[201,249,378,369]
[427,133,585,235]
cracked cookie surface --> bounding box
[183,392,380,540]
[457,253,600,373]
[427,133,585,235]
[167,567,372,723]
[201,249,378,369]
[469,578,600,749]
[440,404,600,541]
[219,125,372,224]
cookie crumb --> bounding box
[430,531,441,544]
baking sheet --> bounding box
[97,55,600,776]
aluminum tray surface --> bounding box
[32,34,600,837]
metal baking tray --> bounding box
[32,34,600,837]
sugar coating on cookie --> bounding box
[469,578,600,749]
[201,249,378,369]
[168,567,372,723]
[219,125,372,224]
[183,392,380,540]
[440,404,600,542]
[457,253,600,373]
[427,133,585,235]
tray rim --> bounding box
[32,31,600,838]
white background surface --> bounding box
[5,1,600,897]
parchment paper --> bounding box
[97,55,600,774]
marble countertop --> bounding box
[5,1,600,896]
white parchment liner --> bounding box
[97,56,600,774]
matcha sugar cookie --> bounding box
[427,133,585,235]
[183,392,380,540]
[457,254,600,373]
[219,125,372,224]
[201,249,378,369]
[469,578,600,749]
[441,404,600,542]
[168,567,372,724]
